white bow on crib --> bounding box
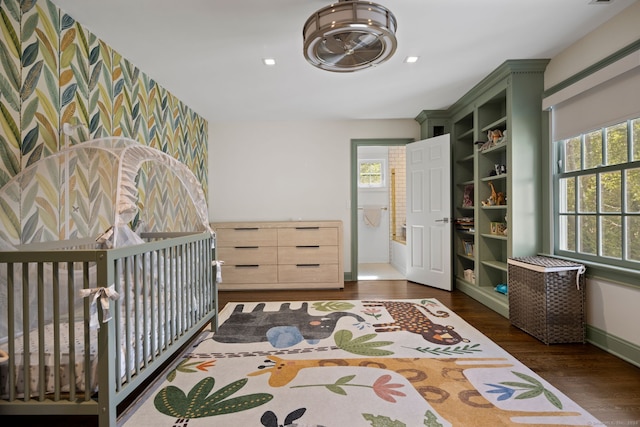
[212,260,225,283]
[79,285,120,330]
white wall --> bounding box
[357,146,390,264]
[545,1,640,90]
[587,279,640,345]
[544,3,640,350]
[208,119,420,273]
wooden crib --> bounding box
[0,231,217,427]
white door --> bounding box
[405,134,452,290]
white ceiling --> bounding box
[52,0,637,123]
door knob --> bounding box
[435,218,450,223]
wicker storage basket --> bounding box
[508,256,586,344]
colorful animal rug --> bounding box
[122,299,600,426]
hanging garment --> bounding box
[363,206,382,227]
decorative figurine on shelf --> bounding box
[476,129,504,152]
[481,181,497,206]
[476,139,493,152]
[464,269,476,284]
[487,129,503,144]
[489,181,498,204]
[495,283,508,295]
[462,184,474,208]
[489,164,506,176]
[481,181,506,207]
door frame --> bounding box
[350,138,415,281]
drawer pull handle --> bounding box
[296,245,320,248]
[296,264,320,268]
[235,246,259,249]
[295,227,320,230]
[234,227,259,231]
[236,265,260,268]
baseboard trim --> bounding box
[455,280,510,319]
[586,325,640,368]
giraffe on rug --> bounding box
[361,300,469,345]
[248,355,585,426]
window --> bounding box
[358,159,386,188]
[555,117,640,268]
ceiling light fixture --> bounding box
[404,56,419,63]
[303,0,398,72]
[263,58,276,66]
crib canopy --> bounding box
[0,137,211,249]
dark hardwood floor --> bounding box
[219,280,640,426]
[8,280,640,426]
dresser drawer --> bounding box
[278,264,339,283]
[217,246,277,265]
[277,227,338,246]
[278,246,338,265]
[221,264,278,284]
[216,227,277,247]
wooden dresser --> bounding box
[212,221,344,290]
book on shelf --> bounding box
[462,240,474,256]
[455,217,474,232]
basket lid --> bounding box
[508,256,585,272]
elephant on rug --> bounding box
[212,303,366,348]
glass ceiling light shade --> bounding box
[303,0,397,72]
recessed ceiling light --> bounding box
[404,56,419,64]
[263,58,276,66]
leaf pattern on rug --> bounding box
[362,413,406,426]
[166,358,216,382]
[312,301,355,312]
[408,343,482,355]
[424,410,445,427]
[334,329,394,356]
[485,371,563,409]
[362,306,383,320]
[419,298,441,307]
[154,377,273,419]
[362,408,444,426]
[291,374,406,403]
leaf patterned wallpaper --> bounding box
[0,0,208,194]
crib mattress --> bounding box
[0,321,98,397]
[0,316,159,398]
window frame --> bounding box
[358,158,387,189]
[553,117,640,272]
